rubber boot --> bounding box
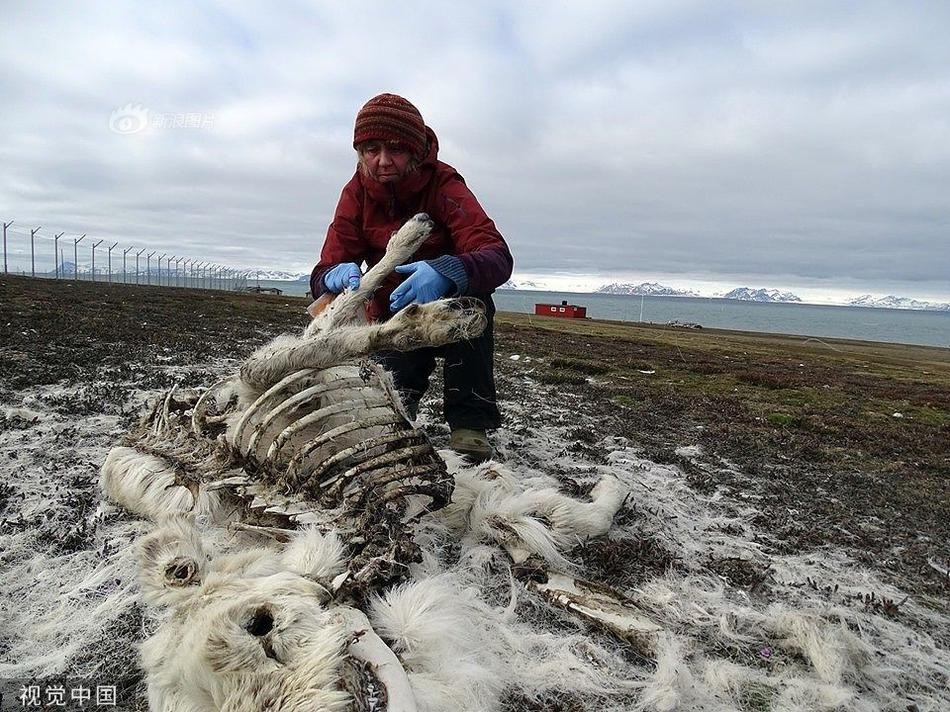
[449,428,493,464]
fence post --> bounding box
[135,248,145,284]
[123,246,133,284]
[2,220,12,274]
[107,242,118,283]
[147,251,155,285]
[30,227,41,277]
[158,253,166,286]
[73,234,86,279]
[54,232,64,278]
[91,240,103,282]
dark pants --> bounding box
[377,296,500,431]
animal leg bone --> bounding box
[526,570,662,659]
[331,606,418,712]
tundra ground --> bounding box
[1,274,947,710]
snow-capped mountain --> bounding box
[48,261,273,278]
[246,269,309,281]
[49,261,123,276]
[499,279,545,290]
[721,287,802,303]
[848,295,950,311]
[596,282,698,297]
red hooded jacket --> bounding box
[311,127,513,322]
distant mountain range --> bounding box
[848,294,950,311]
[41,263,947,311]
[260,275,948,311]
[247,269,310,281]
[596,282,698,297]
[720,287,802,303]
[497,281,949,311]
[500,279,543,290]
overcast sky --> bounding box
[2,1,948,301]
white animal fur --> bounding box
[140,521,351,712]
[436,454,627,565]
[100,446,230,523]
[137,491,634,712]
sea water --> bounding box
[493,290,950,348]
[252,280,950,348]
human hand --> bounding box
[389,261,453,312]
[323,263,361,293]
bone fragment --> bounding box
[228,521,297,542]
[307,430,427,487]
[285,411,403,482]
[331,606,418,712]
[258,392,390,466]
[189,379,234,434]
[245,376,370,457]
[528,572,663,657]
[321,445,434,501]
[229,368,319,448]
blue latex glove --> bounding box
[390,261,453,312]
[323,262,361,293]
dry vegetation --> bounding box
[493,312,950,599]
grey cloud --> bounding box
[0,1,947,297]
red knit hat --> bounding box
[353,93,427,159]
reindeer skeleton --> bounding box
[100,213,643,711]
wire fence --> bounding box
[1,219,251,291]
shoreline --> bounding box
[498,310,950,357]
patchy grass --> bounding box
[536,369,588,386]
[548,356,614,375]
[495,311,950,597]
[0,275,305,391]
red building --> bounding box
[534,300,588,319]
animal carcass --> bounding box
[100,213,635,711]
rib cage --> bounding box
[196,358,454,590]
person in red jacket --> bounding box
[311,93,513,462]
